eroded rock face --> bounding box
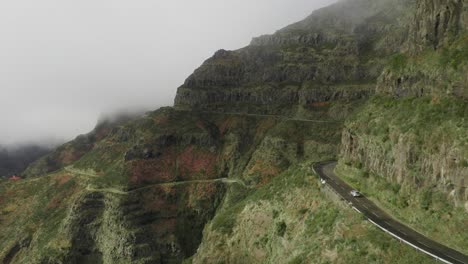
[174,0,412,113]
[408,0,468,52]
[341,128,468,208]
[376,0,468,99]
[0,106,344,263]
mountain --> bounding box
[0,0,466,263]
[22,111,142,179]
[0,145,53,179]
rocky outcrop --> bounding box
[341,127,468,210]
[174,0,412,113]
[175,84,374,114]
[407,0,468,52]
[0,106,346,263]
[376,0,468,98]
[2,1,468,263]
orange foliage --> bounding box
[54,173,72,186]
[218,117,241,135]
[129,147,177,184]
[178,146,218,180]
[256,119,276,136]
[59,149,84,165]
[94,127,111,141]
[188,183,218,202]
[196,120,205,130]
[247,160,281,187]
[310,101,330,107]
[153,115,169,125]
[46,185,79,209]
[249,160,280,176]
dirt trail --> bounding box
[85,178,248,195]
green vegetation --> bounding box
[3,0,468,262]
[439,35,468,70]
[0,171,82,262]
[388,53,408,72]
[339,95,467,255]
[335,163,468,255]
[345,96,467,181]
[195,162,436,263]
[382,34,468,98]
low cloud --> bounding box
[0,0,336,146]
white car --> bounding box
[350,190,362,197]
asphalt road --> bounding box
[314,161,468,264]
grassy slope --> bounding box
[335,160,468,255]
[191,162,435,264]
[337,95,468,254]
[0,171,83,263]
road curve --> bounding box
[314,161,468,264]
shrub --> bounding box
[276,221,287,237]
[388,53,408,71]
[419,188,432,210]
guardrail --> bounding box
[311,163,458,264]
[367,218,452,264]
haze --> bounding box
[0,0,336,146]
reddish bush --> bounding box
[54,173,72,186]
[153,115,169,125]
[46,185,79,209]
[247,160,281,187]
[256,119,276,136]
[178,146,218,180]
[310,101,330,107]
[59,149,85,165]
[94,127,111,141]
[9,176,22,181]
[129,147,178,184]
[195,120,205,130]
[218,117,241,135]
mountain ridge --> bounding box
[1,0,467,263]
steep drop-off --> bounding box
[1,107,345,263]
[342,0,468,211]
[1,0,467,263]
[174,0,412,115]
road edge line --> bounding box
[367,219,453,264]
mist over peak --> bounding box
[0,0,336,146]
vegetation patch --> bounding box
[335,162,468,255]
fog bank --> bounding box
[0,0,336,146]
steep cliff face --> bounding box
[341,0,468,213]
[190,164,434,264]
[408,0,468,52]
[174,0,412,114]
[1,0,467,263]
[377,0,468,98]
[0,106,345,263]
[341,97,467,209]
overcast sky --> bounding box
[0,0,336,146]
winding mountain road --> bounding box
[314,161,468,264]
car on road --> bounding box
[350,190,362,197]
